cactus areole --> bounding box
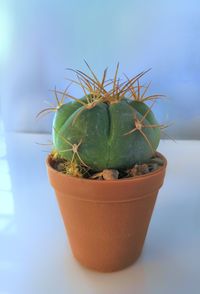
[46,63,165,172]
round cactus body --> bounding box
[53,98,160,171]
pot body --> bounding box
[47,153,167,272]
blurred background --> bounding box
[0,2,200,292]
[0,0,200,139]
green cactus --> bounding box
[38,63,165,172]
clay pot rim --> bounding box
[46,152,167,185]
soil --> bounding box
[50,154,164,180]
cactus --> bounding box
[39,62,166,172]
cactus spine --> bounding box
[40,63,165,172]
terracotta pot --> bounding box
[46,153,167,272]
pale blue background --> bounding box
[0,0,200,138]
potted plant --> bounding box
[41,62,167,272]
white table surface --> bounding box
[0,131,200,294]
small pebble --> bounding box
[138,164,149,174]
[128,167,138,177]
[148,163,158,172]
[102,169,119,180]
[150,157,164,166]
[56,162,65,171]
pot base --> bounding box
[73,249,142,273]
